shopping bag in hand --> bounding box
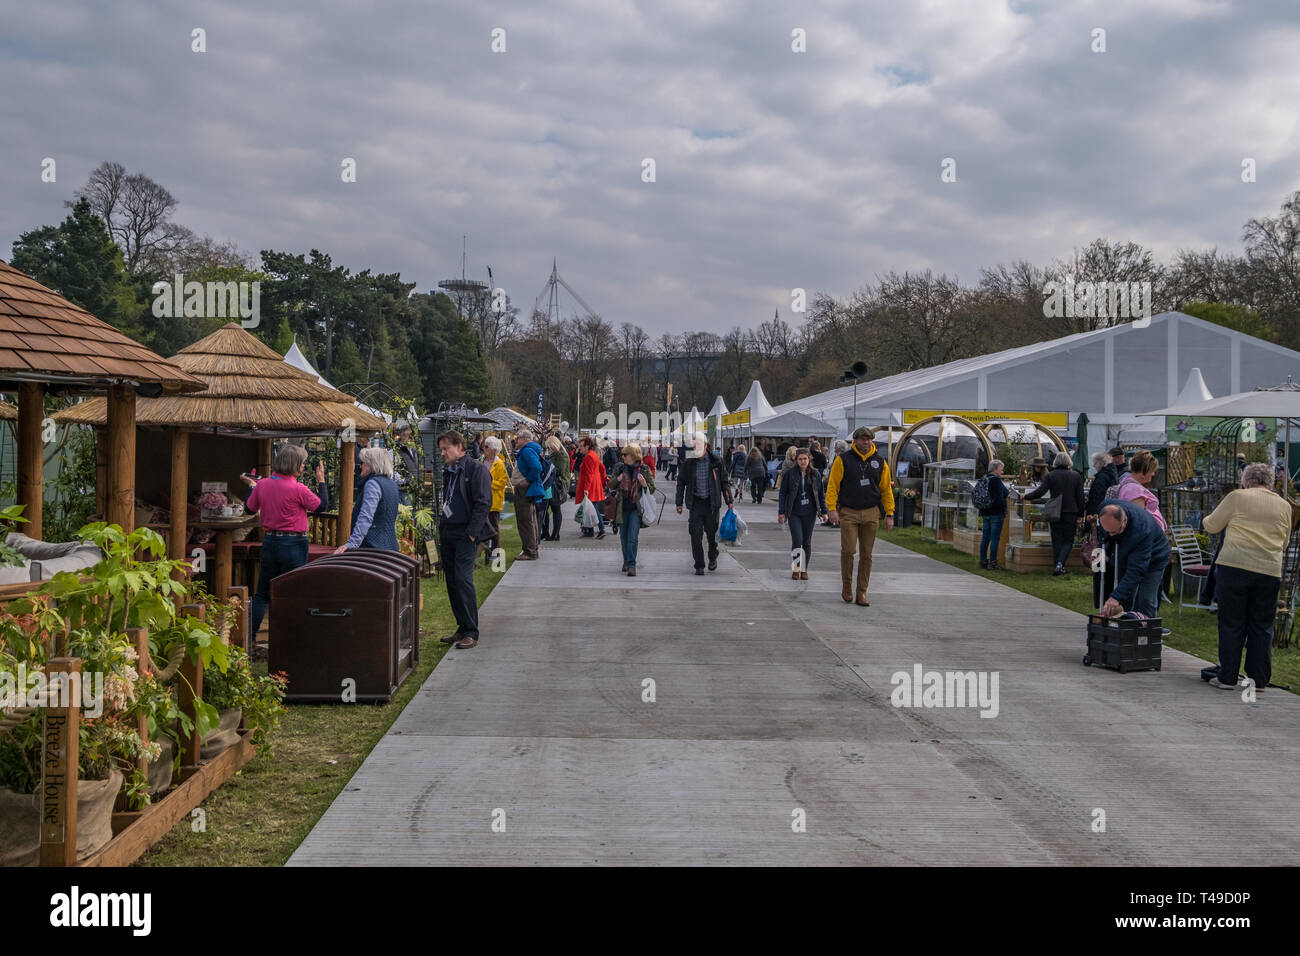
[732,510,748,542]
[638,490,661,527]
[719,507,739,544]
[579,494,599,529]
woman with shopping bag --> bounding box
[608,442,655,575]
[574,434,608,539]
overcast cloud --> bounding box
[2,0,1298,335]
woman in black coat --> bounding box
[778,449,827,579]
[745,448,769,504]
[1024,451,1086,575]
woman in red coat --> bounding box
[575,435,608,538]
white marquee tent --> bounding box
[770,312,1300,453]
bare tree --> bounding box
[74,162,195,276]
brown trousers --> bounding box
[839,506,880,596]
[514,483,540,557]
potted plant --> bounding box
[0,592,153,864]
[198,646,286,758]
[1,522,286,864]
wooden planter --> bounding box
[20,594,256,868]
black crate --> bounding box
[1083,614,1162,673]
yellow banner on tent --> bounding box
[902,409,1068,428]
[721,409,751,426]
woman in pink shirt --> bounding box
[1109,449,1173,603]
[1110,450,1167,531]
[242,444,330,638]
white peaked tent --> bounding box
[736,380,777,422]
[706,395,730,452]
[1175,367,1214,405]
[283,341,388,422]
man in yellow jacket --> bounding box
[826,426,895,606]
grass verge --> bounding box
[887,525,1297,693]
[135,519,523,866]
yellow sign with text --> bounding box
[721,409,751,426]
[902,409,1068,428]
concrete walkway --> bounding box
[290,491,1300,865]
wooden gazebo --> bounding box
[53,324,386,569]
[0,260,205,540]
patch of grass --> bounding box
[135,520,523,866]
[887,524,1298,693]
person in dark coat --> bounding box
[1023,451,1085,575]
[978,459,1011,570]
[1110,446,1129,477]
[1097,499,1171,619]
[778,448,826,579]
[436,430,494,649]
[745,448,768,504]
[675,431,733,574]
[1085,451,1119,604]
[1086,451,1119,517]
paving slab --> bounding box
[291,491,1300,865]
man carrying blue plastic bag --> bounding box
[675,431,732,576]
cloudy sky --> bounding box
[2,0,1298,336]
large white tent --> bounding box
[770,312,1300,453]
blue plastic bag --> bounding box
[719,507,739,544]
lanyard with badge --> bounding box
[799,472,809,507]
[443,467,459,518]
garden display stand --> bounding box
[34,590,255,868]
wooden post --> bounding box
[95,429,108,519]
[227,585,249,653]
[17,381,45,539]
[127,627,150,781]
[257,438,272,479]
[338,440,355,546]
[39,657,81,866]
[177,603,205,776]
[169,429,190,560]
[106,384,137,531]
[214,531,232,600]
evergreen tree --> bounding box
[10,199,142,334]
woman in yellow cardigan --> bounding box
[482,436,509,566]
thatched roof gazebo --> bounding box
[54,324,386,563]
[0,259,205,539]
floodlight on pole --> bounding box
[843,360,867,437]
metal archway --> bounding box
[889,414,995,482]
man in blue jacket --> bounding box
[437,430,494,649]
[512,429,545,560]
[1097,500,1170,619]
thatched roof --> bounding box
[0,400,15,421]
[52,324,387,434]
[0,260,205,393]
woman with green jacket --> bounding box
[541,434,571,540]
[608,441,656,576]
